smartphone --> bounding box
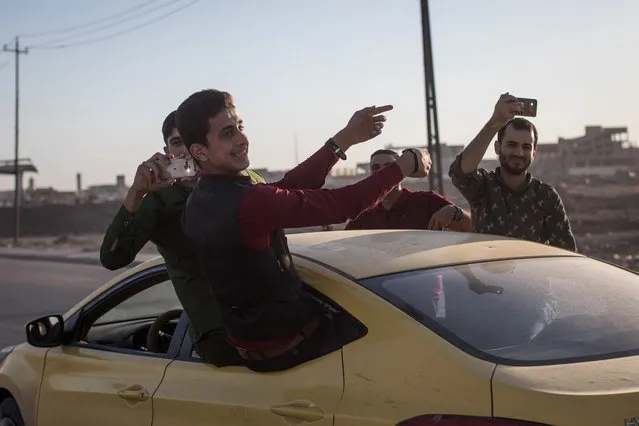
[166,157,197,179]
[516,97,538,117]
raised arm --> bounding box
[239,149,428,250]
[458,93,523,174]
[100,197,160,270]
[100,152,174,270]
[274,105,393,190]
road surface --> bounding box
[0,258,120,348]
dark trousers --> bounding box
[244,314,335,373]
[194,329,245,367]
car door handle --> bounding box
[117,384,149,402]
[270,400,324,422]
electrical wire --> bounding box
[0,37,17,62]
[27,0,183,48]
[28,0,202,50]
[19,0,164,39]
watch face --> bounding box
[454,207,464,221]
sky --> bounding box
[0,0,638,191]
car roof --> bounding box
[288,229,582,279]
[67,229,580,320]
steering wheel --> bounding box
[146,309,183,353]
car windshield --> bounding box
[94,278,182,325]
[360,257,639,365]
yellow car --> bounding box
[2,230,639,426]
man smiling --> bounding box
[178,89,429,371]
[100,110,265,366]
[449,93,576,251]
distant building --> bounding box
[531,126,639,180]
[85,174,128,203]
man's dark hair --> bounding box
[175,89,235,149]
[161,110,177,144]
[370,149,400,160]
[497,117,538,147]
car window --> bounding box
[360,257,639,365]
[94,278,181,325]
[80,270,185,355]
[182,284,367,368]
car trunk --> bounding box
[492,354,639,426]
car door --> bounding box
[152,338,343,426]
[151,283,365,426]
[36,267,186,426]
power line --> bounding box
[19,0,164,39]
[0,37,16,62]
[0,61,10,73]
[27,0,183,48]
[28,0,203,50]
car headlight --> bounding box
[0,345,15,364]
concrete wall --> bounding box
[0,182,471,238]
[0,201,122,238]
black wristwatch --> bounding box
[325,138,347,160]
[452,205,464,221]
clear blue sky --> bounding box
[1,0,637,191]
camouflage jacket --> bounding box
[449,154,577,251]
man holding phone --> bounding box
[99,110,264,365]
[448,93,577,251]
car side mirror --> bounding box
[26,315,64,348]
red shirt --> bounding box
[345,188,452,230]
[235,146,405,252]
[222,146,404,350]
[200,146,405,351]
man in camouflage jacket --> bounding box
[449,93,577,251]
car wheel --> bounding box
[0,398,24,426]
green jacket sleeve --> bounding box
[245,169,266,184]
[99,194,161,270]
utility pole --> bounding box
[420,0,444,195]
[3,37,29,245]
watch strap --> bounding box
[325,138,347,160]
[453,205,464,221]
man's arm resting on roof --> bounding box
[421,192,473,233]
[239,159,415,250]
[447,209,473,232]
[99,190,158,270]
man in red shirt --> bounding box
[346,149,473,232]
[178,89,430,371]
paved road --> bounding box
[0,258,120,348]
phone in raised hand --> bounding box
[515,97,538,117]
[166,157,197,179]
